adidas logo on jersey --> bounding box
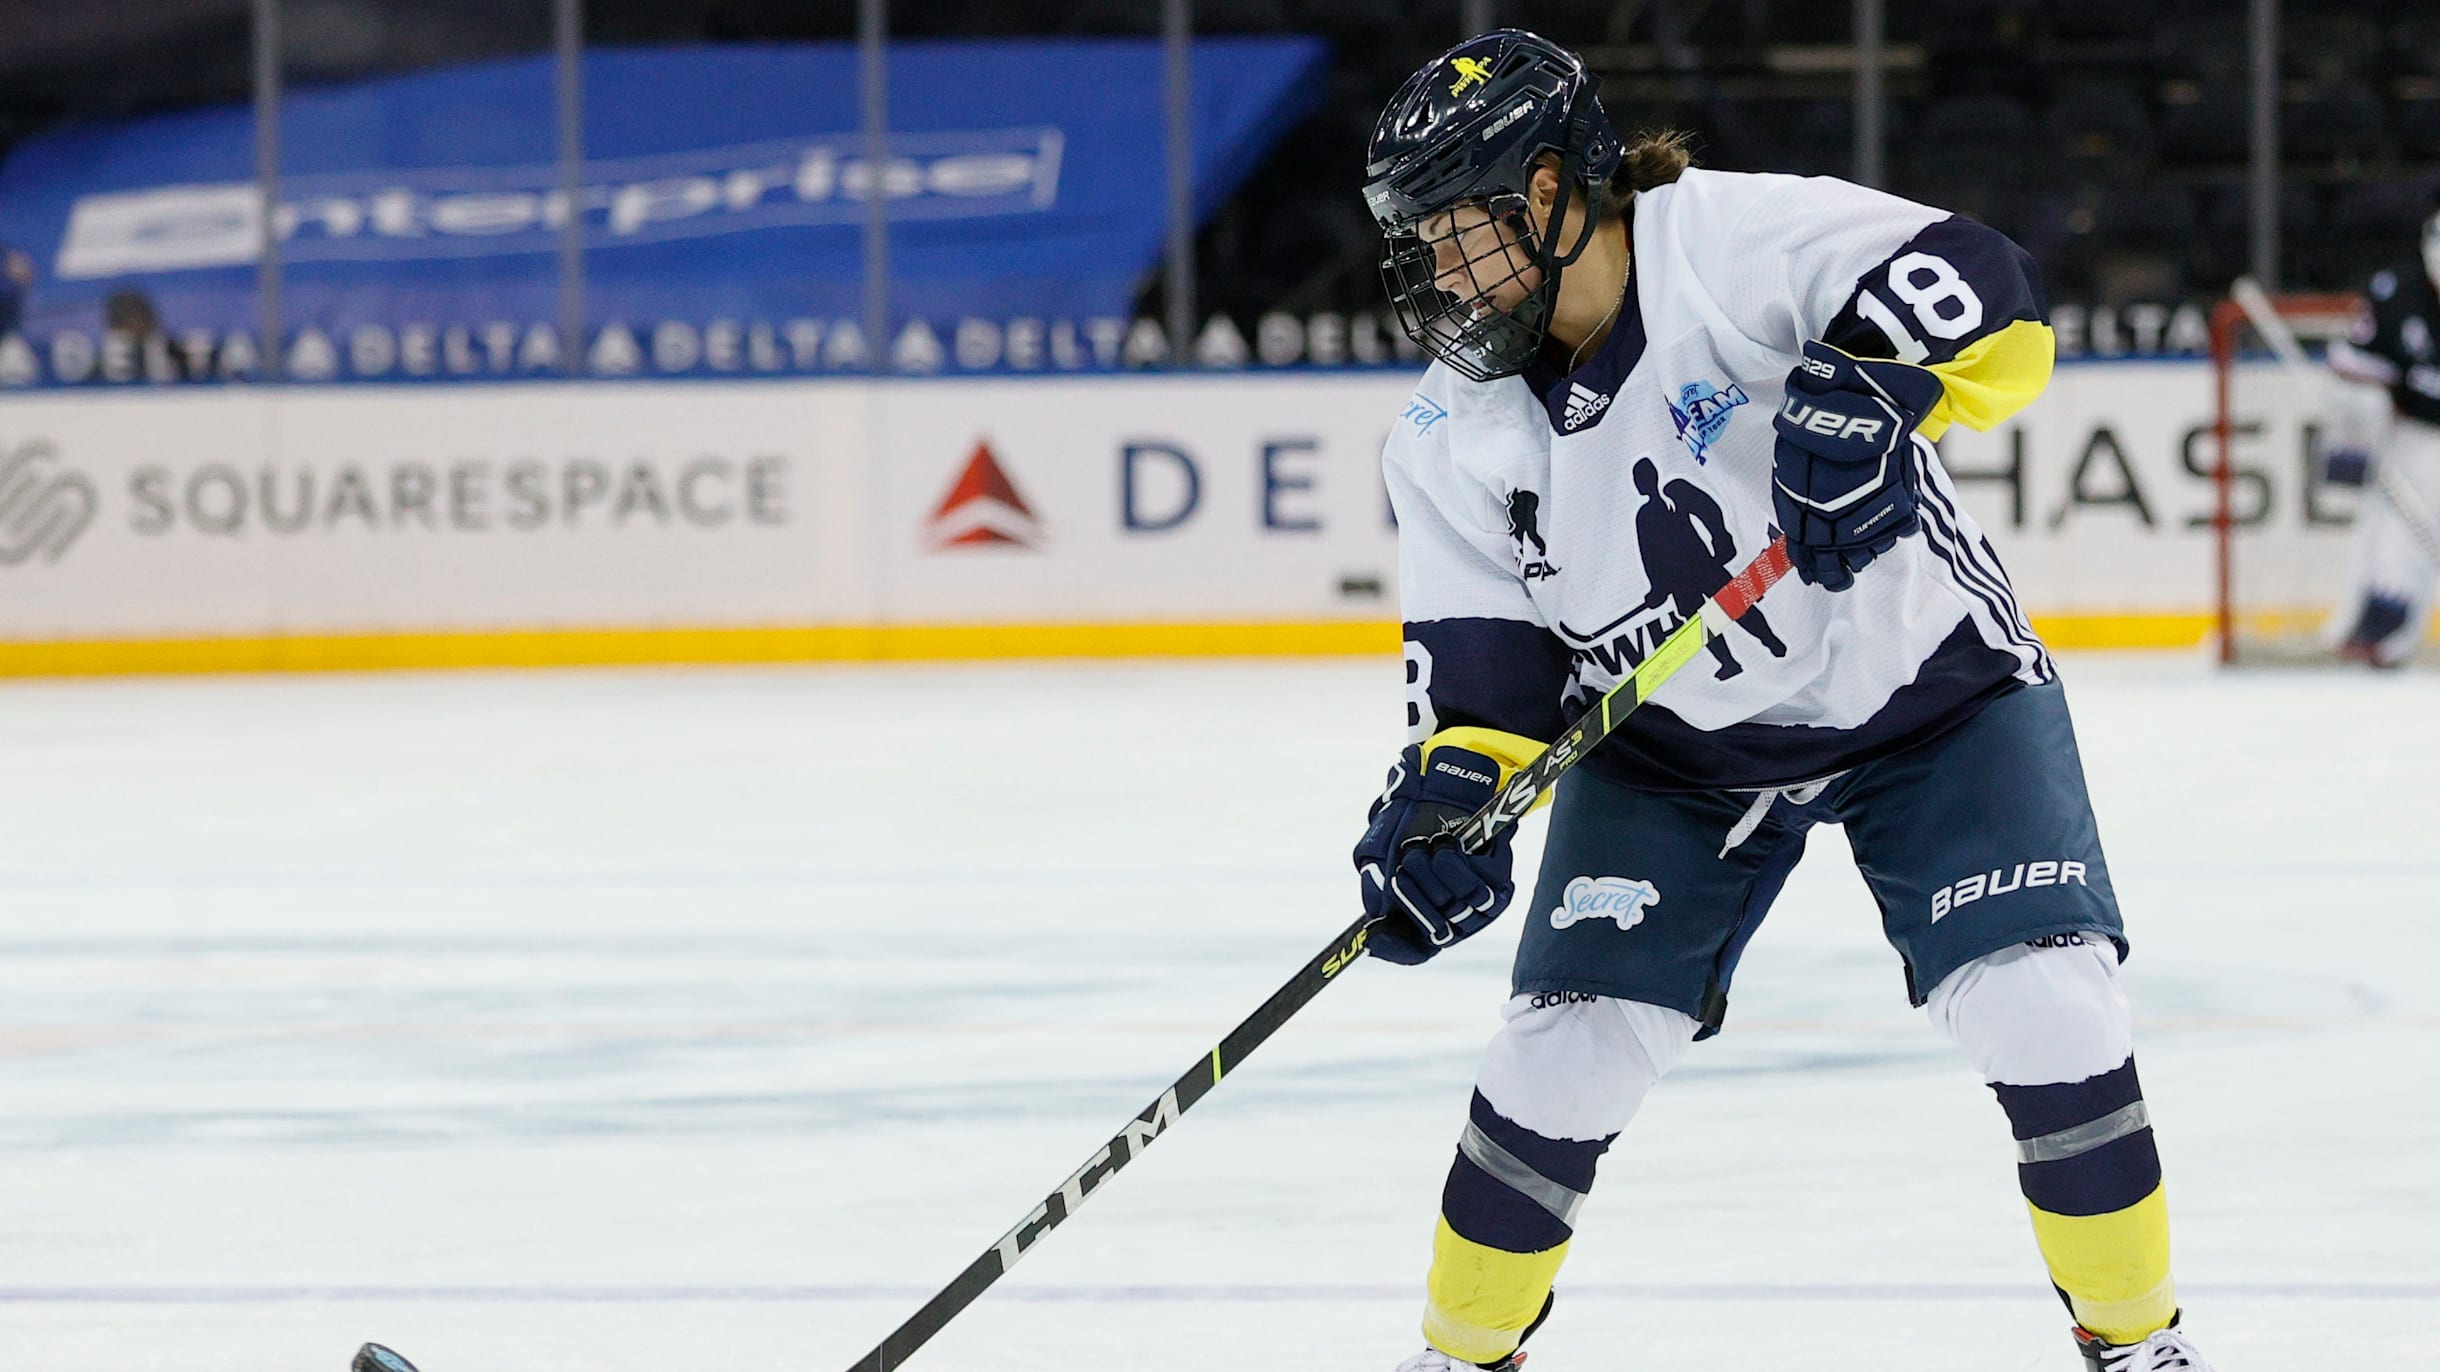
[1561,382,1614,431]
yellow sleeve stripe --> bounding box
[2025,1183,2177,1344]
[1915,317,2056,441]
[1419,726,1554,816]
[1422,1217,1570,1364]
[1421,726,1547,776]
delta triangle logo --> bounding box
[927,439,1044,550]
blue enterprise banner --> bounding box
[0,38,1328,384]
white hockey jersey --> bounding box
[1388,169,2059,790]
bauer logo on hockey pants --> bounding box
[1930,859,2089,921]
[1549,875,1660,932]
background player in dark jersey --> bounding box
[2321,206,2440,667]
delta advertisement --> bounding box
[0,360,2356,670]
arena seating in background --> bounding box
[4,0,2438,344]
[1196,0,2440,323]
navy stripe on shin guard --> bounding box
[1991,1059,2162,1217]
[1441,1091,1614,1251]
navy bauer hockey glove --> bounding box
[1770,339,1948,591]
[1353,728,1545,965]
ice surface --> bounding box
[0,655,2433,1371]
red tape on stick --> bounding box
[1713,538,1792,620]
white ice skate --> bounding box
[2073,1317,2217,1371]
[1393,1347,1522,1372]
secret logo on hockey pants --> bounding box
[1549,875,1661,932]
[1931,859,2089,921]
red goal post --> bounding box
[2208,284,2366,665]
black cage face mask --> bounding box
[1376,167,1598,384]
[1380,194,1553,384]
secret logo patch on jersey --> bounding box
[1666,379,1749,464]
[1560,381,1614,432]
[1549,875,1660,932]
[1402,393,1450,436]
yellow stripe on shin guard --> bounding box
[1421,1218,1568,1364]
[2027,1183,2176,1343]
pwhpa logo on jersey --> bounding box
[1930,859,2091,921]
[927,439,1044,550]
[0,437,98,567]
[1560,382,1614,432]
[1549,875,1660,932]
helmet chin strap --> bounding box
[1531,149,1604,278]
[1522,114,1614,328]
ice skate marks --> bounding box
[1549,874,1660,931]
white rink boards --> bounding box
[0,360,2375,658]
[0,656,2434,1370]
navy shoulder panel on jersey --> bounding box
[1579,621,2028,790]
[1520,253,1648,436]
[1405,616,1574,742]
[1819,215,2046,366]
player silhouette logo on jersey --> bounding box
[1507,488,1560,581]
[1628,457,1788,679]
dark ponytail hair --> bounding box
[1596,129,1695,216]
[1619,129,1695,192]
[1533,129,1695,224]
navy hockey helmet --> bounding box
[1363,30,1623,382]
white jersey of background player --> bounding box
[1349,30,2219,1372]
[2320,207,2440,667]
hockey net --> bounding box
[2209,283,2378,666]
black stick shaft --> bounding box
[845,914,1375,1372]
[845,538,1793,1372]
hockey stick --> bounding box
[843,537,1795,1372]
[2230,277,2440,566]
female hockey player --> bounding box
[2319,204,2440,667]
[1350,30,2216,1372]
